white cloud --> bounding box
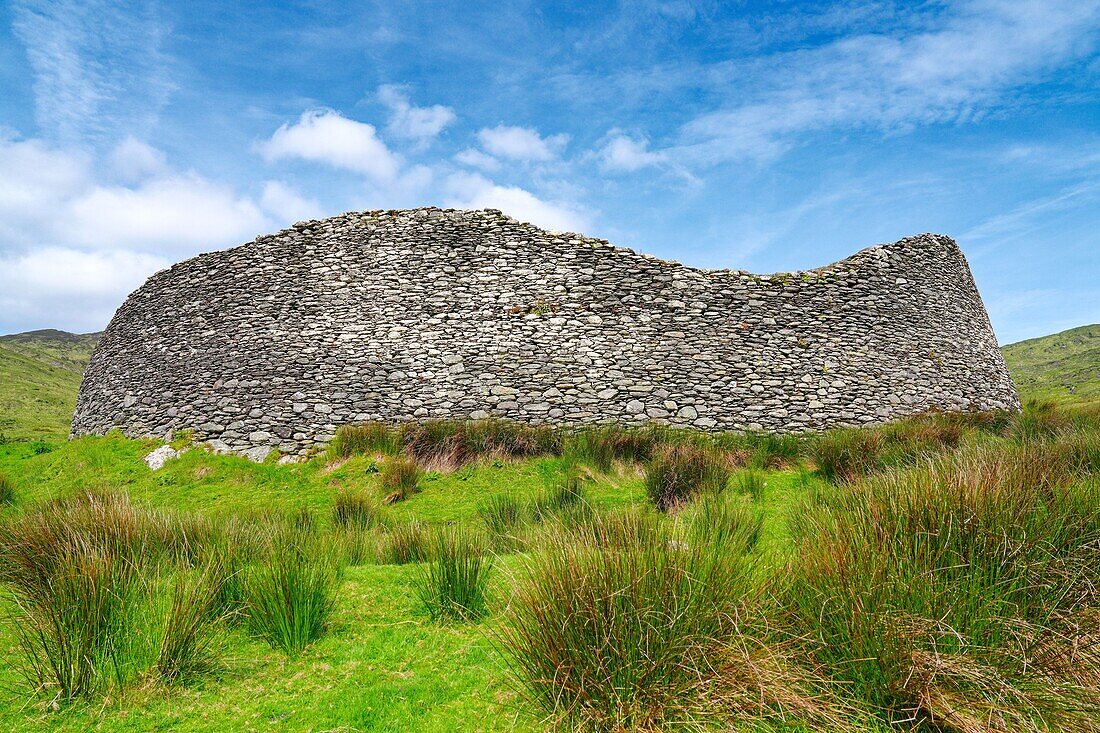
[0,247,169,333]
[454,148,501,171]
[476,125,569,162]
[0,137,89,233]
[378,84,456,141]
[443,172,591,232]
[257,110,401,179]
[260,180,325,224]
[109,136,168,182]
[598,134,667,171]
[0,135,276,333]
[0,247,167,299]
[67,175,268,252]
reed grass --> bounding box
[495,510,821,731]
[644,443,730,511]
[0,471,14,504]
[332,486,382,529]
[786,433,1100,731]
[415,527,493,623]
[328,421,397,458]
[0,492,230,700]
[380,521,430,565]
[380,456,422,503]
[238,526,344,656]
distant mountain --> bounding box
[0,329,101,441]
[1001,324,1100,407]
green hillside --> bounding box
[1001,324,1100,407]
[0,330,100,441]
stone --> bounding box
[144,445,182,470]
[70,208,1019,457]
[243,445,273,463]
[677,405,698,420]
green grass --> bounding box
[2,414,1097,731]
[3,324,1100,732]
[0,433,818,732]
[415,526,494,623]
[1002,323,1100,407]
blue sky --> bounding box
[1,0,1097,343]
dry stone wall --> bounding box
[72,208,1019,456]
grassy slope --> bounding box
[0,438,820,733]
[0,330,100,442]
[1001,323,1100,407]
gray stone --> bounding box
[70,208,1019,457]
[243,446,272,463]
[677,406,698,420]
[143,445,182,470]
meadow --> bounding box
[0,404,1097,733]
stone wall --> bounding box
[72,208,1019,456]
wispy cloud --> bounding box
[962,180,1100,250]
[670,0,1100,164]
[12,0,174,145]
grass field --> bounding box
[0,326,1098,732]
[0,408,1098,733]
[0,433,802,732]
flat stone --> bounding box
[243,446,272,463]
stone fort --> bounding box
[72,208,1019,457]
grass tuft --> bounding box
[644,443,730,511]
[239,527,343,656]
[380,456,422,503]
[380,522,430,565]
[0,471,13,504]
[415,527,493,623]
[328,422,397,458]
[496,510,813,731]
[735,468,766,500]
[332,486,382,529]
[787,433,1100,730]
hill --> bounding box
[0,329,100,441]
[1001,324,1100,407]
